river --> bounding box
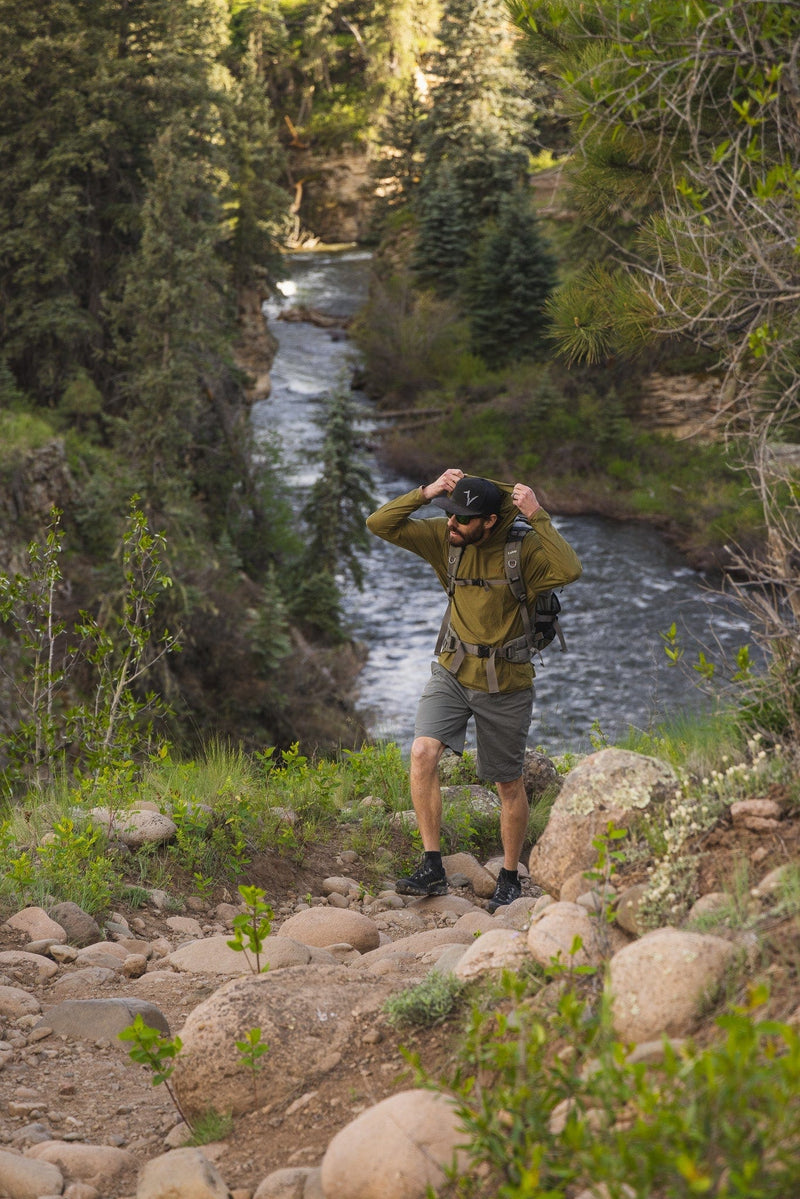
[252,249,752,756]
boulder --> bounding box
[253,1167,324,1199]
[0,1148,63,1199]
[26,1141,135,1191]
[527,902,605,970]
[522,749,561,801]
[614,884,650,937]
[172,964,390,1121]
[608,927,736,1042]
[454,929,530,980]
[87,807,177,848]
[34,997,170,1042]
[277,908,379,954]
[441,853,496,898]
[492,896,540,929]
[136,1147,230,1199]
[168,934,311,976]
[528,749,678,897]
[0,950,58,985]
[47,902,101,947]
[320,1089,468,1199]
[5,906,67,944]
[0,986,42,1020]
[359,927,477,968]
[322,876,361,897]
[440,784,499,816]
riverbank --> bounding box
[358,365,760,577]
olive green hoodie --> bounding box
[366,480,582,692]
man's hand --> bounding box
[421,468,464,502]
[512,483,541,520]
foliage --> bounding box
[119,1014,191,1129]
[0,502,178,795]
[448,982,800,1198]
[350,270,481,403]
[510,0,800,743]
[185,1109,234,1147]
[384,971,465,1027]
[236,1026,270,1104]
[227,884,275,973]
[299,387,375,594]
[414,0,534,278]
[0,813,120,915]
[461,188,557,369]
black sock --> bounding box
[499,867,519,882]
[424,851,443,870]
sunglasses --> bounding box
[452,512,482,525]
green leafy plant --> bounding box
[119,1014,190,1128]
[0,501,179,797]
[227,884,274,973]
[448,980,800,1198]
[582,821,629,955]
[236,1026,270,1103]
[0,815,120,914]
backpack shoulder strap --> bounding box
[504,519,533,644]
[434,542,463,654]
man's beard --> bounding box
[448,522,488,547]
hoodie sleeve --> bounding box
[366,488,450,584]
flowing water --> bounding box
[252,249,751,756]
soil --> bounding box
[1,808,799,1198]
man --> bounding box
[366,467,582,911]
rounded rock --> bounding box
[321,1089,468,1199]
[277,908,379,953]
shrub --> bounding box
[384,972,465,1028]
[448,983,800,1198]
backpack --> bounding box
[434,516,566,692]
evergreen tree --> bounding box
[292,387,374,642]
[463,188,557,368]
[109,118,230,494]
[301,389,375,593]
[412,0,534,294]
[0,0,236,407]
[413,163,472,296]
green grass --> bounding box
[0,408,57,465]
[617,705,747,776]
[383,972,465,1028]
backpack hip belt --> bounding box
[435,622,531,693]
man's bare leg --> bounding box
[486,777,529,912]
[495,776,530,869]
[408,735,447,850]
[396,736,449,896]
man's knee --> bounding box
[410,736,445,774]
[496,776,528,804]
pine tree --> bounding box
[301,389,375,593]
[109,118,230,495]
[413,163,472,296]
[412,0,534,294]
[463,189,557,368]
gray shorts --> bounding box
[414,663,534,783]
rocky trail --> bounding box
[1,748,798,1199]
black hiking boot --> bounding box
[395,857,448,897]
[487,869,522,913]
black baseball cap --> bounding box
[430,476,503,518]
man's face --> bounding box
[447,512,497,546]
